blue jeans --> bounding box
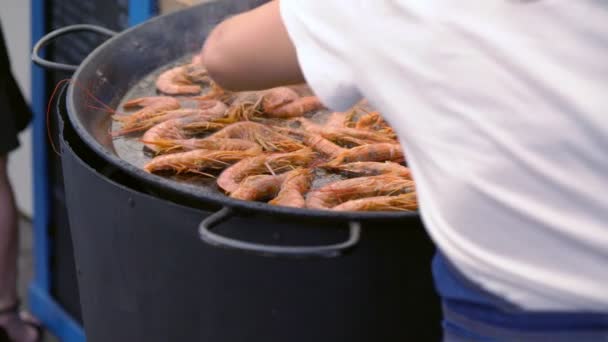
[433,253,608,341]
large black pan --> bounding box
[33,0,424,257]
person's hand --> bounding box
[196,0,304,91]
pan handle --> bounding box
[199,207,362,258]
[32,24,117,72]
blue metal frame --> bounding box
[28,1,156,341]
[129,0,156,26]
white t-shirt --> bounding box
[280,0,608,311]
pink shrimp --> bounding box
[230,173,288,201]
[324,161,411,178]
[269,168,314,208]
[326,143,404,166]
[276,127,345,158]
[325,112,349,128]
[141,118,190,151]
[298,118,394,144]
[114,100,228,137]
[262,87,299,111]
[144,149,256,175]
[332,193,418,212]
[208,121,305,152]
[156,65,205,95]
[143,137,262,154]
[113,96,180,125]
[261,87,324,118]
[306,175,415,209]
[113,108,203,137]
[217,148,315,193]
[264,96,324,118]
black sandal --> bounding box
[0,300,43,342]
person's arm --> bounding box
[201,0,303,91]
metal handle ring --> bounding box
[32,24,117,72]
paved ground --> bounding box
[18,217,58,342]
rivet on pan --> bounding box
[128,197,135,208]
[272,232,281,241]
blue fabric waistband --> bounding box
[433,252,608,331]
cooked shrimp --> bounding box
[114,100,228,137]
[112,108,203,137]
[326,143,404,166]
[296,118,324,134]
[208,121,304,152]
[332,193,418,212]
[264,96,324,118]
[325,112,349,128]
[180,121,227,135]
[306,175,415,209]
[262,87,299,111]
[144,149,256,175]
[122,96,180,110]
[193,82,231,102]
[269,168,313,208]
[303,134,345,158]
[260,87,324,118]
[324,161,411,178]
[298,118,394,144]
[156,65,202,95]
[142,137,262,154]
[141,118,190,151]
[355,112,381,130]
[355,111,396,138]
[182,64,209,83]
[217,148,315,193]
[196,99,228,116]
[230,173,288,201]
[277,127,345,158]
[114,96,180,125]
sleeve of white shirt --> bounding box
[279,0,362,111]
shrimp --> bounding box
[326,143,404,166]
[196,99,228,116]
[264,96,324,118]
[261,87,324,118]
[262,87,299,111]
[208,122,304,152]
[325,112,349,128]
[269,168,314,208]
[112,108,203,137]
[144,149,256,175]
[280,127,344,158]
[296,118,324,134]
[122,96,180,110]
[355,111,396,138]
[332,193,418,212]
[141,118,190,151]
[193,82,231,102]
[303,134,345,158]
[142,137,262,154]
[114,100,228,137]
[217,148,315,193]
[180,121,227,135]
[324,161,411,178]
[182,64,209,83]
[306,175,415,209]
[298,118,394,144]
[156,65,204,95]
[230,173,288,201]
[355,112,381,130]
[114,96,180,125]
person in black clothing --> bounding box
[0,21,42,342]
